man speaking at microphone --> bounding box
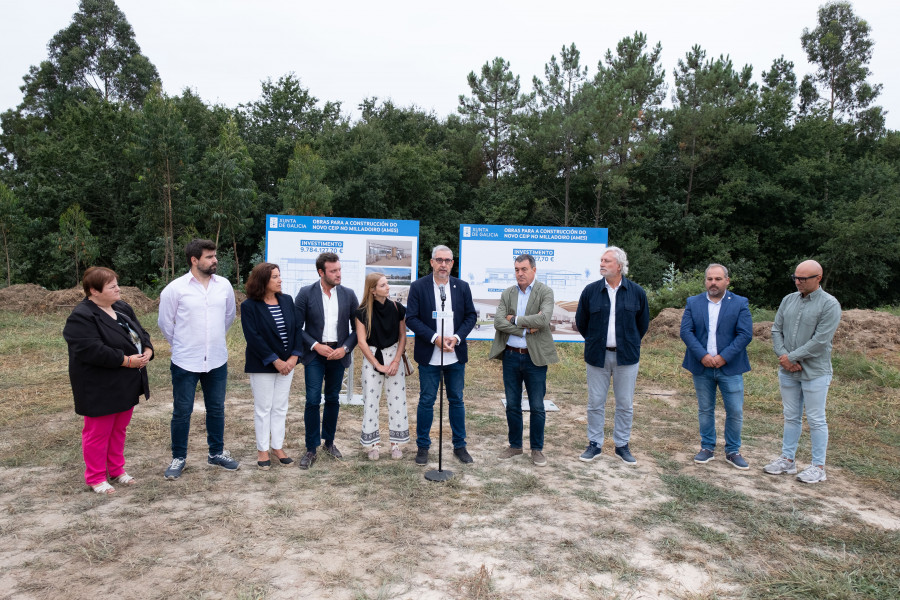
[406,245,478,466]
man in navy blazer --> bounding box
[405,244,478,466]
[680,263,753,469]
[294,252,359,469]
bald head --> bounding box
[793,260,822,296]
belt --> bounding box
[606,347,617,352]
[323,341,340,348]
[506,345,529,354]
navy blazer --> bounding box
[680,291,753,376]
[405,274,477,365]
[294,282,359,368]
[575,277,649,367]
[241,294,304,373]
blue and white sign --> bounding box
[459,224,609,342]
[266,215,419,305]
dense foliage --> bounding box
[1,0,898,307]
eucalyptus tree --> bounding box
[198,117,256,284]
[800,1,881,123]
[0,183,24,286]
[458,57,533,181]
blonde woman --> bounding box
[355,273,410,460]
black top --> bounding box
[356,300,405,349]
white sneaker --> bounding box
[763,456,797,475]
[796,465,827,484]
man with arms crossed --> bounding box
[490,254,559,466]
[406,245,478,466]
[575,247,649,465]
[764,260,841,484]
[159,239,239,479]
[294,252,359,470]
[680,264,753,469]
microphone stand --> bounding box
[425,285,453,482]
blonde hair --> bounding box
[359,272,387,335]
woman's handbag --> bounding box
[400,351,415,377]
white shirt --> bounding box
[320,281,339,344]
[507,283,533,349]
[706,293,723,357]
[605,278,621,348]
[429,277,458,366]
[158,271,236,372]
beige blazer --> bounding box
[489,281,559,367]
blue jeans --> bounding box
[503,350,547,450]
[417,362,467,449]
[586,351,638,447]
[780,372,831,466]
[304,355,345,451]
[170,362,227,459]
[693,368,744,455]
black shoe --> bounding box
[415,447,429,466]
[614,444,636,465]
[257,460,271,471]
[453,447,474,464]
[277,456,294,466]
[322,442,343,460]
[299,451,317,470]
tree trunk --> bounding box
[2,228,9,287]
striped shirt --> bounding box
[267,304,289,350]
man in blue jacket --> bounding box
[405,245,478,466]
[294,252,359,469]
[680,264,753,469]
[575,247,649,465]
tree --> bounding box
[199,116,256,284]
[0,183,25,286]
[56,203,99,285]
[800,1,881,122]
[458,57,533,181]
[589,32,666,227]
[130,86,194,283]
[531,44,590,226]
[278,144,333,216]
[19,0,159,115]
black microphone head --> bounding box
[439,285,446,301]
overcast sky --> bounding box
[2,0,899,129]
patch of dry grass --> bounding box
[0,310,898,599]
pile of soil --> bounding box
[22,286,158,316]
[0,284,50,312]
[650,307,900,355]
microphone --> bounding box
[439,285,446,302]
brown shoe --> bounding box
[498,446,524,460]
[531,450,547,467]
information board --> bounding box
[458,224,609,342]
[265,215,419,306]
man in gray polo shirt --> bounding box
[764,260,841,484]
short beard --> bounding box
[198,264,217,276]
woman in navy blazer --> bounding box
[241,263,304,469]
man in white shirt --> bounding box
[159,239,238,480]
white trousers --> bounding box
[360,343,410,447]
[250,371,294,451]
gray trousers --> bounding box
[586,351,639,448]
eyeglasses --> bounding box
[790,274,820,283]
[432,258,453,265]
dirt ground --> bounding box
[1,301,898,599]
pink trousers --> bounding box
[82,408,133,486]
